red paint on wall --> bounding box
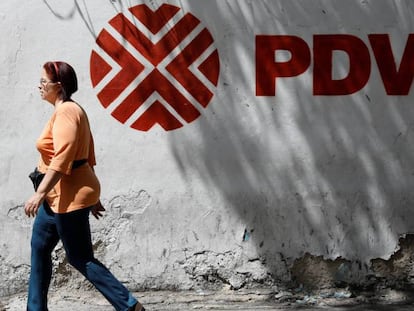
[90,4,220,131]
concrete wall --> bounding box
[2,0,414,296]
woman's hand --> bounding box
[91,200,106,220]
[24,192,46,217]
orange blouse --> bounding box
[36,102,100,213]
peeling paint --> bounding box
[109,189,152,217]
[292,254,351,289]
[290,235,414,290]
[7,205,32,228]
[181,250,271,290]
[370,234,414,288]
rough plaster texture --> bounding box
[2,0,414,298]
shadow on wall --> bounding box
[42,0,414,288]
[168,0,414,287]
[42,0,114,38]
[42,0,159,39]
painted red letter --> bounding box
[313,35,371,95]
[369,34,414,95]
[256,35,311,96]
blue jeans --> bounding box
[27,203,138,311]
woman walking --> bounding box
[24,61,145,311]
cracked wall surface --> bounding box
[2,0,414,297]
[291,234,414,291]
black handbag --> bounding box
[28,159,87,191]
[28,168,45,191]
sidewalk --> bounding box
[2,288,414,310]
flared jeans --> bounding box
[27,203,138,311]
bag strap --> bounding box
[73,159,87,169]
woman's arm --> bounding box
[24,169,63,217]
[89,165,106,220]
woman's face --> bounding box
[39,68,60,104]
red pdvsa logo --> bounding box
[256,34,414,96]
[90,4,220,131]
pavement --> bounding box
[2,287,414,310]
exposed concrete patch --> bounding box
[0,255,30,297]
[290,234,414,291]
[291,253,357,289]
[7,205,31,228]
[370,234,414,289]
[180,250,272,290]
[1,204,32,297]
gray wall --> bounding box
[2,0,414,296]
